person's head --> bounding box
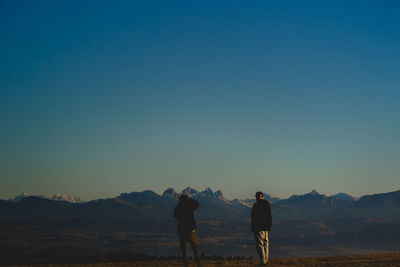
[255,191,264,200]
[179,194,189,202]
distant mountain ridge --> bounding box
[330,192,358,201]
[9,192,82,203]
[9,192,45,202]
[7,188,352,205]
[2,188,400,222]
[117,187,242,220]
[51,194,82,203]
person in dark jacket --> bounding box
[251,191,272,266]
[173,194,202,267]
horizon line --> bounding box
[4,187,400,203]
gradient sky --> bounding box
[1,0,400,201]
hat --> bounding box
[255,191,263,198]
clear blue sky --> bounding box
[1,0,400,201]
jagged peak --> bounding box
[118,190,161,201]
[309,189,320,195]
[181,187,198,196]
[204,187,213,192]
[162,188,179,199]
[163,188,176,194]
[198,187,215,197]
[215,190,223,197]
[202,187,214,194]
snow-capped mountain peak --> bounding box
[51,194,81,203]
[9,192,47,202]
[162,188,179,200]
[9,192,31,202]
[181,187,198,196]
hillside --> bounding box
[1,188,400,262]
[8,253,400,266]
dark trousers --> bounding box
[179,230,201,267]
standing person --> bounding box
[173,194,202,267]
[251,191,272,266]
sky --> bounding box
[1,0,400,201]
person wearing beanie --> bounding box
[251,191,272,266]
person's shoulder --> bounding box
[262,199,270,206]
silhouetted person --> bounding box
[251,191,272,266]
[173,194,202,267]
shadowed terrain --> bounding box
[7,253,400,267]
[1,188,400,265]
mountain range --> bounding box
[2,187,400,222]
[9,192,82,203]
[1,187,400,260]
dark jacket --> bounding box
[251,199,272,232]
[173,198,200,233]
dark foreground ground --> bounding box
[8,253,400,267]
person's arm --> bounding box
[173,206,179,218]
[266,201,272,231]
[251,204,256,232]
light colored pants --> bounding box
[255,230,269,264]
